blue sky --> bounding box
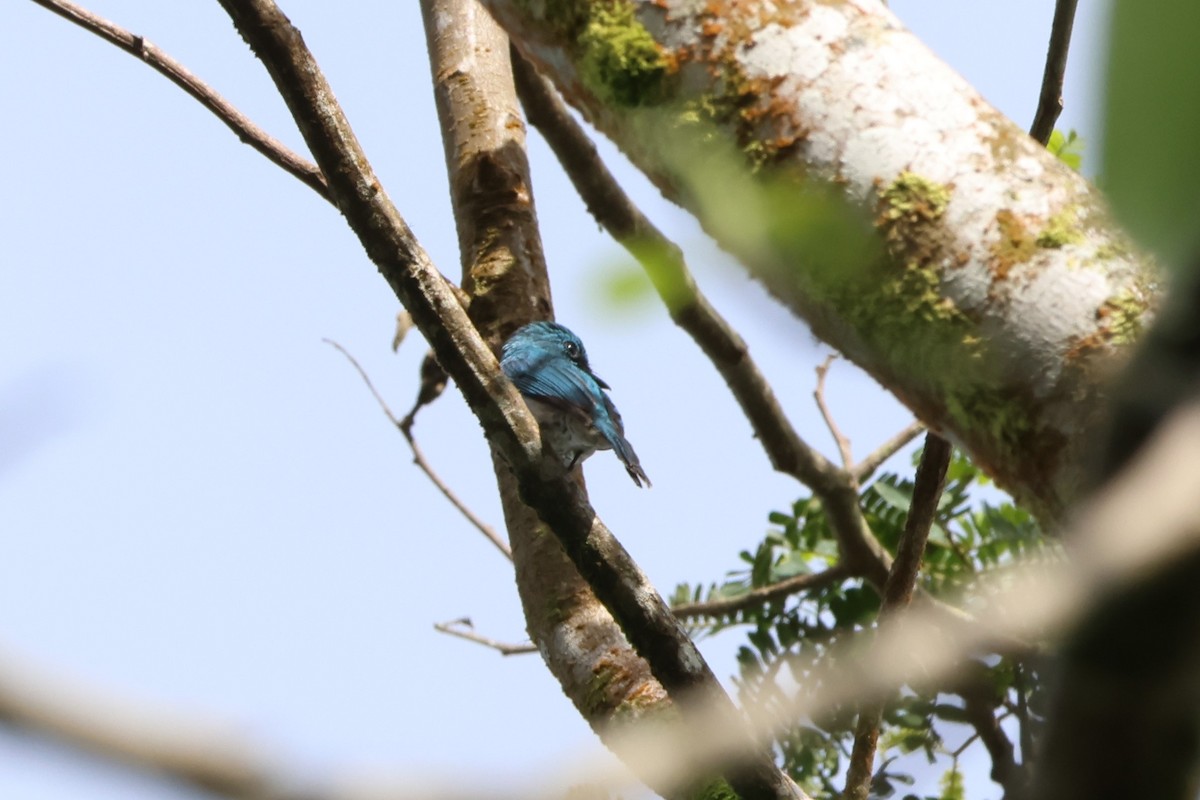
[2,2,1108,798]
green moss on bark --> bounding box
[1101,289,1150,344]
[578,3,670,106]
[1036,207,1086,248]
[879,171,951,223]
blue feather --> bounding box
[501,321,650,487]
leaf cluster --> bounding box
[672,450,1056,797]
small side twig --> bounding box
[852,420,925,486]
[1029,0,1080,145]
[433,618,537,656]
[672,565,851,620]
[814,355,854,470]
[323,339,512,561]
[401,352,450,432]
[842,433,952,800]
[29,0,330,200]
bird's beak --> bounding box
[591,371,611,390]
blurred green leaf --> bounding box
[1104,0,1200,268]
[1047,128,1084,171]
[939,766,965,800]
[590,260,656,310]
[873,480,913,512]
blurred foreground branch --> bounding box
[0,651,310,800]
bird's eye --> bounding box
[563,341,580,359]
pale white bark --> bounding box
[483,0,1157,521]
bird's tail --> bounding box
[596,397,650,488]
[609,432,650,488]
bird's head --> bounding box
[504,321,610,388]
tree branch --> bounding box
[419,2,774,798]
[213,2,796,797]
[1029,0,1080,145]
[814,355,854,470]
[852,421,925,486]
[842,433,952,800]
[672,565,851,620]
[28,0,329,201]
[433,618,537,656]
[512,50,892,590]
[960,679,1023,796]
[491,0,1154,525]
[1032,264,1200,799]
[0,652,314,800]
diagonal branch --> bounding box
[29,0,329,201]
[1029,0,1080,145]
[852,420,925,486]
[214,3,797,798]
[960,674,1023,795]
[842,432,952,800]
[511,50,892,590]
[814,355,854,470]
[672,565,851,620]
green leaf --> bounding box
[768,510,793,526]
[931,703,971,724]
[872,480,913,512]
[939,765,965,800]
[751,544,773,587]
[1046,129,1084,171]
[828,585,880,627]
[1104,0,1200,268]
[590,259,656,310]
[772,550,811,580]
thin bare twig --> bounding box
[842,433,952,800]
[29,0,330,201]
[952,730,982,759]
[433,618,537,656]
[672,566,851,620]
[814,355,854,470]
[852,420,925,485]
[323,339,512,561]
[401,352,450,431]
[1029,0,1080,145]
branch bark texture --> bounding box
[482,0,1157,522]
[216,1,796,797]
[842,433,951,800]
[421,3,741,797]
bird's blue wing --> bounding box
[503,350,601,414]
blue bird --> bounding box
[500,321,650,488]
